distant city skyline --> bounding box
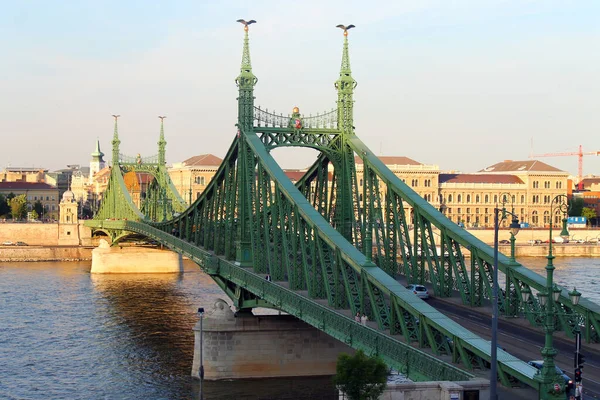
[1,1,599,177]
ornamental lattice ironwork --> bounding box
[253,106,338,129]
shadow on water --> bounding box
[89,261,338,399]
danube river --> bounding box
[1,257,598,399]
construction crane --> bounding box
[529,145,600,190]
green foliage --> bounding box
[569,198,584,217]
[29,209,39,221]
[333,350,389,400]
[582,207,597,226]
[33,200,44,217]
[0,194,9,217]
[8,194,27,221]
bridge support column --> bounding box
[91,240,183,273]
[192,299,353,380]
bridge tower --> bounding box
[334,26,358,241]
[234,21,258,267]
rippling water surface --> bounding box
[513,257,600,304]
[0,261,336,400]
[1,257,598,399]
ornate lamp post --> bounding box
[490,200,520,400]
[522,194,571,399]
[500,192,520,264]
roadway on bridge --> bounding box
[429,297,600,399]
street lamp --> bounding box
[520,194,571,399]
[499,192,520,264]
[197,307,205,379]
[490,201,520,400]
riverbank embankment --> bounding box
[0,246,94,262]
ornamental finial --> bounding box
[336,24,356,36]
[237,19,257,32]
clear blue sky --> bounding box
[1,1,599,178]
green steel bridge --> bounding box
[85,24,600,396]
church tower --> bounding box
[89,139,106,184]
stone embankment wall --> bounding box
[0,222,93,246]
[0,246,93,262]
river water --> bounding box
[0,257,598,399]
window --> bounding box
[466,195,471,203]
[34,196,37,200]
[457,194,462,203]
[493,195,498,203]
[448,194,453,203]
[46,196,49,201]
[521,195,525,204]
[467,208,471,214]
[533,181,539,189]
[485,195,489,203]
[476,195,480,203]
[476,208,480,214]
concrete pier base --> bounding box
[90,240,183,273]
[192,299,353,380]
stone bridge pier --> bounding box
[192,299,353,380]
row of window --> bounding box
[26,195,56,201]
[533,181,563,189]
[359,178,433,187]
[442,193,564,205]
[450,212,565,226]
[193,176,206,185]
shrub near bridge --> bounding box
[333,350,389,400]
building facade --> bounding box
[1,167,48,183]
[0,182,60,220]
[168,154,223,203]
[439,160,569,228]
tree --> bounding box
[29,209,39,221]
[569,198,584,217]
[0,194,9,217]
[333,350,389,400]
[33,200,44,217]
[582,207,597,227]
[8,194,27,221]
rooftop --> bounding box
[354,156,421,166]
[0,182,58,190]
[480,160,565,173]
[439,173,524,185]
[181,154,223,167]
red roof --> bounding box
[183,154,223,167]
[439,174,524,184]
[582,177,600,186]
[354,156,421,165]
[0,182,58,190]
[284,170,306,182]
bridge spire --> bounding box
[235,19,258,131]
[158,116,167,165]
[111,114,121,165]
[335,25,357,134]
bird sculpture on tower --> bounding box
[336,24,355,36]
[236,19,256,31]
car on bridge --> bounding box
[527,360,573,392]
[406,284,429,300]
[2,241,13,246]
